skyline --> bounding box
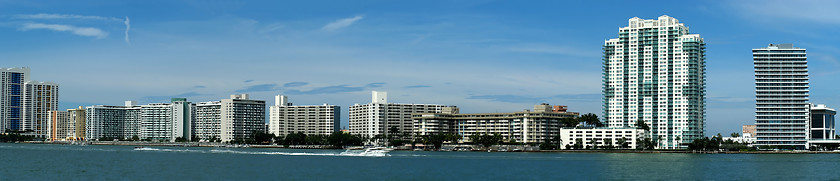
[2,1,840,136]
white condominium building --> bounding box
[268,95,339,137]
[753,43,809,149]
[350,91,455,139]
[140,103,173,141]
[85,101,142,140]
[603,15,706,149]
[22,81,59,137]
[171,98,194,141]
[0,67,29,132]
[559,128,647,149]
[413,104,579,144]
[219,94,266,142]
[194,101,221,141]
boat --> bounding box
[341,146,392,157]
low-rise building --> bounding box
[559,128,646,149]
[412,104,579,144]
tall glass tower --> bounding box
[1,67,30,132]
[753,44,809,149]
[603,15,706,149]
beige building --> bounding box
[69,107,86,140]
[412,104,579,144]
[742,125,756,137]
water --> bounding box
[1,143,839,180]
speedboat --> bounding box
[341,146,392,157]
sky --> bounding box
[2,0,839,136]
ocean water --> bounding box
[1,143,839,180]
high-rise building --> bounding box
[219,94,266,142]
[68,106,86,141]
[268,95,340,137]
[85,101,142,140]
[350,91,456,140]
[194,101,221,141]
[47,110,70,141]
[753,43,809,149]
[0,67,29,132]
[171,98,194,141]
[603,15,706,149]
[140,103,173,141]
[22,81,59,137]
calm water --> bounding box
[2,143,840,180]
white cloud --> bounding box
[321,15,364,31]
[20,23,108,39]
[14,13,122,21]
[124,16,131,44]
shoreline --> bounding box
[15,141,840,154]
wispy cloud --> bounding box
[366,82,385,88]
[236,83,279,92]
[283,82,308,87]
[404,85,431,89]
[467,95,549,104]
[243,80,254,83]
[141,92,204,103]
[321,15,364,31]
[20,23,108,38]
[124,16,131,44]
[285,82,383,95]
[468,94,601,104]
[14,13,130,43]
[286,85,364,95]
[14,13,122,21]
[192,85,206,89]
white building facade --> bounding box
[753,44,810,149]
[559,128,647,149]
[268,95,340,137]
[603,15,706,149]
[22,81,59,137]
[350,91,455,139]
[194,101,221,141]
[85,101,142,140]
[140,103,173,141]
[219,94,265,143]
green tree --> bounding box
[730,132,740,138]
[327,132,363,147]
[470,133,502,148]
[616,137,628,149]
[131,135,140,141]
[560,117,580,128]
[635,121,650,131]
[579,113,603,127]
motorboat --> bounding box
[341,146,392,157]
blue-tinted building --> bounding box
[1,67,30,132]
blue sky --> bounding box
[2,0,839,136]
